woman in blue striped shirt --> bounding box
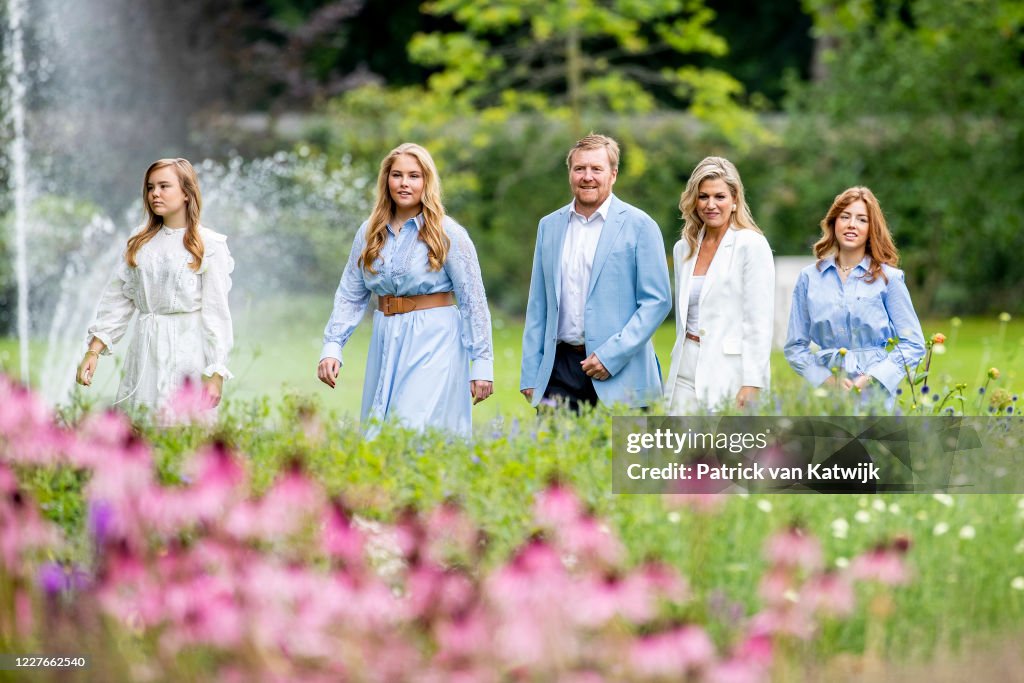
[785,187,925,400]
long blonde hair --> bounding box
[814,186,898,284]
[359,143,448,274]
[678,156,761,258]
[126,158,204,272]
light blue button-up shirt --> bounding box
[784,256,925,395]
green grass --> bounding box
[4,304,1024,663]
[3,299,1020,419]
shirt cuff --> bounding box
[87,331,114,355]
[867,358,906,395]
[802,364,834,387]
[470,358,494,382]
[202,364,234,380]
[320,342,344,366]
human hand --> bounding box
[202,374,224,408]
[471,380,494,405]
[736,386,760,409]
[822,375,839,387]
[521,388,534,402]
[76,351,99,386]
[581,353,610,381]
[852,375,874,391]
[840,377,855,391]
[317,358,340,389]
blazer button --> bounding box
[699,328,707,336]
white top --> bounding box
[686,276,704,335]
[87,225,234,411]
[557,194,612,345]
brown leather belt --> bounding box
[685,332,701,343]
[378,292,455,316]
[558,341,586,353]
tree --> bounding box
[767,0,1024,313]
[407,0,765,142]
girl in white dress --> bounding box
[76,158,234,413]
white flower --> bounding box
[933,522,950,536]
[888,503,902,514]
[1017,498,1024,511]
[835,557,849,569]
[932,343,946,355]
[958,525,976,540]
[667,511,681,524]
[756,500,773,513]
[933,493,955,507]
[872,500,887,512]
[854,510,872,524]
[1014,539,1024,554]
[831,518,849,539]
[1012,577,1024,591]
[915,511,928,521]
[813,387,828,398]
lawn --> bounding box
[3,296,1019,421]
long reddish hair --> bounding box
[814,186,898,284]
[125,158,204,272]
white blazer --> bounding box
[664,226,775,411]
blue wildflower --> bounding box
[921,385,930,394]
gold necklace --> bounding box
[837,262,856,273]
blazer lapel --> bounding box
[699,227,737,305]
[550,206,571,306]
[586,196,626,300]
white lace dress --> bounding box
[87,225,234,412]
[320,215,493,437]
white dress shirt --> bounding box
[557,195,612,345]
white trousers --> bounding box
[668,338,700,415]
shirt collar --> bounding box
[388,213,423,234]
[568,194,614,223]
[821,254,871,274]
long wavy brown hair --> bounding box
[126,158,204,272]
[814,186,898,284]
[678,156,761,258]
[359,143,448,274]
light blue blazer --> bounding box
[520,195,672,407]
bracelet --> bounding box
[85,349,100,358]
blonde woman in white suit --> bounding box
[664,157,774,413]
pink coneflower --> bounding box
[629,625,716,676]
[764,526,823,572]
[707,657,768,683]
[321,499,366,568]
[534,480,584,529]
[850,539,912,586]
[802,570,855,616]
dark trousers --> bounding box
[542,342,599,413]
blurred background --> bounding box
[1,0,1021,413]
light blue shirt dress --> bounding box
[320,215,493,437]
[784,256,925,396]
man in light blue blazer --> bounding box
[520,134,672,411]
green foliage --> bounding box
[17,394,1024,658]
[771,0,1024,314]
[405,0,767,143]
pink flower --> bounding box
[629,625,716,676]
[764,526,823,572]
[850,540,911,586]
[802,570,855,616]
[533,480,583,529]
[707,657,768,683]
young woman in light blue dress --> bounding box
[785,187,925,400]
[316,143,493,436]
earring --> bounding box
[732,205,737,211]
